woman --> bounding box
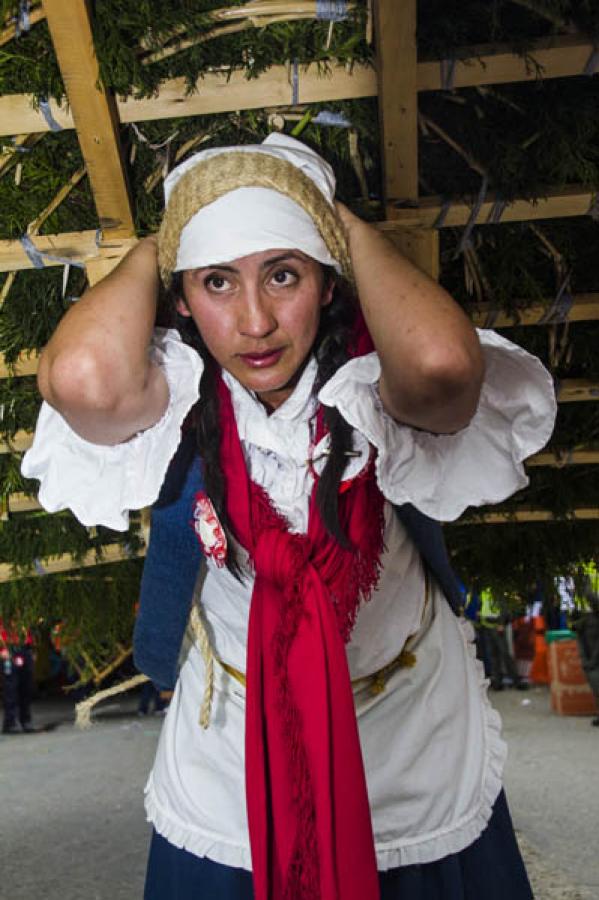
[23,133,556,899]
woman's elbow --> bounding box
[38,346,124,416]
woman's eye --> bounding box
[271,269,297,286]
[205,274,230,292]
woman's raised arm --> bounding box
[337,203,484,434]
[37,236,169,445]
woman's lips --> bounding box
[239,349,283,368]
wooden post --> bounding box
[42,0,135,241]
[373,0,438,278]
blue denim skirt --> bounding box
[144,789,532,899]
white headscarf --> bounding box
[162,133,341,273]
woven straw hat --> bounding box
[157,139,352,286]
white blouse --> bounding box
[22,327,556,870]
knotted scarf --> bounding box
[216,373,384,900]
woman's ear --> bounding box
[320,276,335,308]
[175,295,192,318]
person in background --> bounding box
[511,611,535,689]
[1,616,36,734]
[573,562,599,726]
[479,587,525,690]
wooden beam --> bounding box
[0,63,377,136]
[387,228,439,280]
[471,293,599,328]
[1,35,594,138]
[382,185,596,228]
[374,0,418,203]
[0,350,41,378]
[42,0,134,239]
[0,430,34,453]
[0,542,144,583]
[0,231,137,273]
[527,447,599,467]
[557,380,599,403]
[456,507,599,524]
[417,35,596,92]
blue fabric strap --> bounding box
[134,431,205,690]
[440,58,456,91]
[291,58,299,104]
[455,175,489,256]
[583,45,599,76]
[38,99,64,132]
[316,1,348,21]
[20,234,85,270]
[312,110,352,128]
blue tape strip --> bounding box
[583,46,599,76]
[433,198,451,229]
[440,58,456,91]
[312,110,352,128]
[33,559,47,576]
[292,59,299,105]
[316,1,348,21]
[486,196,507,224]
[15,0,30,36]
[456,175,489,256]
[20,234,85,270]
[539,277,574,325]
[483,307,500,329]
[38,99,63,132]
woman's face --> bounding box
[177,248,333,411]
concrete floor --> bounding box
[0,685,597,899]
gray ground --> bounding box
[0,685,597,899]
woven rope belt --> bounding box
[190,573,429,728]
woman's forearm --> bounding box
[38,236,169,444]
[338,204,484,433]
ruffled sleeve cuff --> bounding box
[318,329,557,522]
[21,328,203,531]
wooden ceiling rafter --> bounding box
[2,33,596,137]
[41,0,135,242]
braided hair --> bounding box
[165,269,358,578]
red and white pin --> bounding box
[192,492,227,568]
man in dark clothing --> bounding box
[1,619,35,734]
[574,568,599,726]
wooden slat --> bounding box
[387,225,440,279]
[456,507,599,524]
[5,493,41,513]
[557,380,599,403]
[0,231,137,273]
[527,447,599,467]
[382,185,596,228]
[374,0,417,202]
[0,63,376,136]
[0,542,144,583]
[0,350,41,378]
[0,430,34,453]
[1,35,595,138]
[471,293,599,328]
[42,0,134,239]
[417,36,595,92]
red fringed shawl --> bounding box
[217,370,385,900]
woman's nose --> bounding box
[239,289,277,337]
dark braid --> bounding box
[165,270,359,577]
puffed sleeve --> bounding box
[317,329,557,522]
[21,328,203,531]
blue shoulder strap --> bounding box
[133,431,205,689]
[394,504,464,614]
[135,441,464,688]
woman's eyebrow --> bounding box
[261,252,305,268]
